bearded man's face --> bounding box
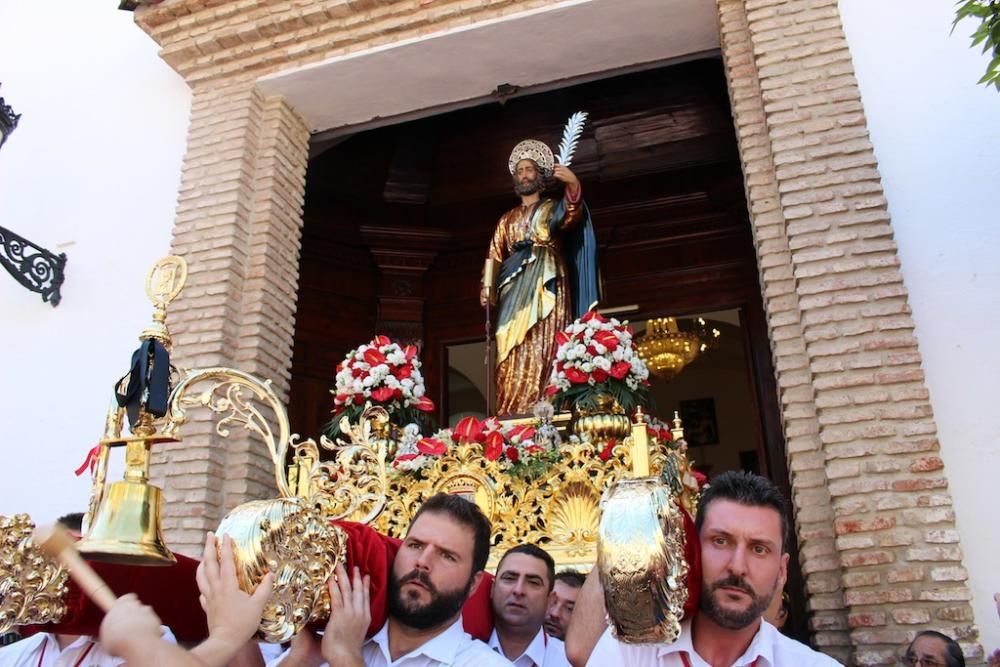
[512,159,545,196]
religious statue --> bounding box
[480,136,598,415]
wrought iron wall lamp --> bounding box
[0,83,67,306]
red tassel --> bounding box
[74,445,101,477]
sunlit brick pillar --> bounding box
[148,81,309,556]
[717,0,980,663]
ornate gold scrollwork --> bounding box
[162,367,294,498]
[215,498,347,643]
[0,514,68,634]
[308,412,692,570]
[160,369,368,641]
[289,409,390,525]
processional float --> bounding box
[1,255,702,646]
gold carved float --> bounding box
[1,256,700,644]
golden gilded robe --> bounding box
[487,193,586,415]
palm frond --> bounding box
[555,111,589,166]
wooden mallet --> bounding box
[33,524,118,612]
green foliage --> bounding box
[550,378,650,414]
[508,449,563,481]
[953,0,1000,91]
[322,403,433,440]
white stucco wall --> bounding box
[0,3,190,524]
[841,0,1000,651]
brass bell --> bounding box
[77,438,175,566]
[77,257,189,567]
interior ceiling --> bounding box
[258,0,720,134]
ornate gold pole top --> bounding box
[139,255,187,351]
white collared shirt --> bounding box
[488,628,571,667]
[267,617,513,667]
[585,619,843,667]
[0,628,176,667]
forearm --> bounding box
[564,568,607,667]
[558,184,584,230]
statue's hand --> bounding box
[552,164,580,189]
[480,284,495,308]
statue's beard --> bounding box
[388,568,472,630]
[513,173,545,196]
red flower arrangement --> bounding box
[324,335,435,438]
[545,310,651,412]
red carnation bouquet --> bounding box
[325,335,435,438]
[545,310,651,413]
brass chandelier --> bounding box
[636,317,720,381]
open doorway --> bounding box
[286,57,810,640]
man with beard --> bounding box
[543,571,584,641]
[271,494,512,667]
[573,471,842,667]
[480,139,597,416]
[488,545,571,667]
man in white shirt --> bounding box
[271,493,512,667]
[488,545,570,667]
[569,471,843,667]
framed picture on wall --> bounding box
[679,397,719,447]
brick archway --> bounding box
[135,1,979,661]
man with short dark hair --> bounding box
[902,630,965,667]
[488,545,570,667]
[273,493,511,667]
[544,571,584,641]
[572,471,842,667]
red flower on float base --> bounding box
[454,416,484,443]
[388,416,555,475]
[599,439,616,461]
[484,431,504,461]
[417,437,447,456]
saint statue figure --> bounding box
[480,139,598,415]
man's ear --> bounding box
[467,570,486,598]
[779,552,790,581]
[547,590,557,609]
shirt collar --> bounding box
[41,634,92,656]
[368,616,468,665]
[488,627,548,665]
[654,619,774,667]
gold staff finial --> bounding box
[140,255,187,349]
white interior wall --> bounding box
[840,0,1000,650]
[0,2,190,524]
